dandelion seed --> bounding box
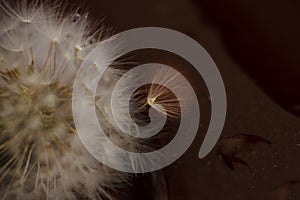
[142,66,189,120]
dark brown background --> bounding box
[76,0,300,199]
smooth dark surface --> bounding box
[194,0,300,117]
[77,0,300,199]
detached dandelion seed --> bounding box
[143,66,189,119]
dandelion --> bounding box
[0,0,199,198]
[0,1,134,199]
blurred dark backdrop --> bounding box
[71,0,300,199]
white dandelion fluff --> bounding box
[0,0,201,198]
[0,1,136,199]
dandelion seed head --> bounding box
[0,1,134,199]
